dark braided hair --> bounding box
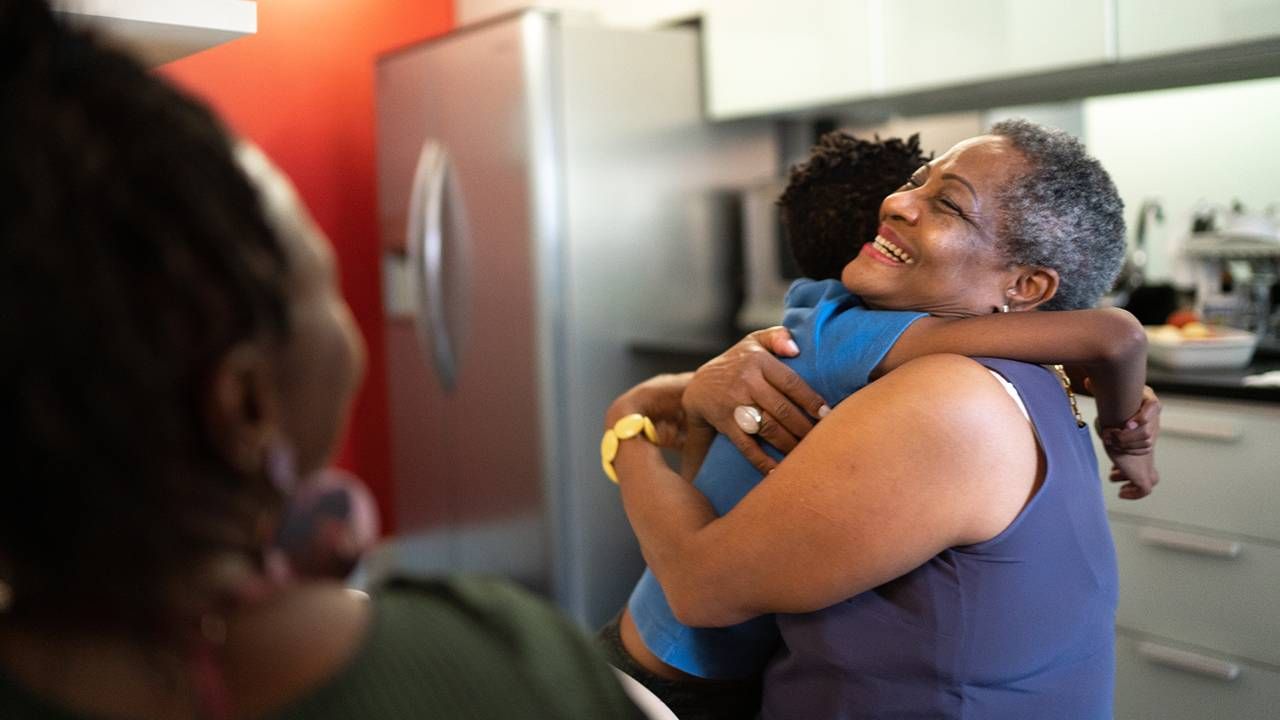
[1,1,289,637]
[778,132,931,280]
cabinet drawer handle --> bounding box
[1138,526,1242,559]
[1160,416,1242,443]
[1137,641,1241,682]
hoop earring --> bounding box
[267,439,298,496]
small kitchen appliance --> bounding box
[1183,225,1280,355]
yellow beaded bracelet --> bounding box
[600,413,658,484]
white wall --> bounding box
[1083,76,1280,282]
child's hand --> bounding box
[1097,386,1162,499]
[1107,452,1159,500]
[1097,385,1161,456]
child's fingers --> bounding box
[1101,425,1155,450]
[1117,483,1146,500]
[1105,435,1154,452]
[1135,399,1161,422]
[1126,386,1162,428]
[1109,469,1146,500]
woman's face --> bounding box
[841,135,1026,317]
[269,181,366,479]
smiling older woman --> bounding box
[607,122,1132,719]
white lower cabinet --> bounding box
[1110,518,1280,667]
[1076,394,1280,718]
[1102,395,1279,540]
[1115,632,1280,720]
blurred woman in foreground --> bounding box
[0,4,636,718]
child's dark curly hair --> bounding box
[778,132,931,280]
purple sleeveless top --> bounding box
[762,358,1118,720]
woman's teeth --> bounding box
[873,235,915,264]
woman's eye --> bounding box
[939,196,964,216]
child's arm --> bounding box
[877,307,1159,498]
[876,307,1147,429]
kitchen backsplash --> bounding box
[1082,75,1280,285]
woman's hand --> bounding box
[683,327,829,474]
[606,372,693,449]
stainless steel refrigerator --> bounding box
[374,8,773,627]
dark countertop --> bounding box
[630,335,1280,405]
[1145,357,1280,404]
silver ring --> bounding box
[733,405,764,435]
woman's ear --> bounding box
[1006,267,1060,311]
[205,342,280,475]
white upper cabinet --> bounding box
[595,0,705,27]
[1116,0,1280,59]
[52,0,257,66]
[455,0,704,27]
[704,0,874,119]
[704,0,1112,119]
[880,0,1112,93]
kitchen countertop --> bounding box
[631,336,1280,404]
[1145,357,1280,404]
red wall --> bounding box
[161,1,455,533]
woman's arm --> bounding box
[607,354,1038,627]
[877,307,1147,428]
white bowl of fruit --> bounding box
[1145,312,1259,369]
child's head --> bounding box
[778,132,930,281]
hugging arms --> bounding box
[607,123,1156,719]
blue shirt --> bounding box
[626,279,926,678]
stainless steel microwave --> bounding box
[737,177,801,331]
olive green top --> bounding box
[0,576,641,719]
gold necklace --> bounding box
[1049,364,1086,428]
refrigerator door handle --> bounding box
[407,140,460,391]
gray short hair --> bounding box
[989,119,1126,310]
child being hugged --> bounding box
[601,132,1159,720]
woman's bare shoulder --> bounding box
[858,353,1029,428]
[855,353,1042,541]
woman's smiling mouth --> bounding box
[872,234,915,264]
